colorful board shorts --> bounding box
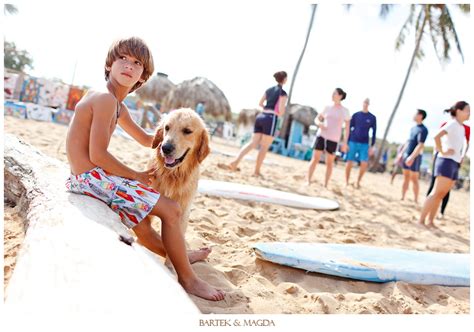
[346,141,369,162]
[65,167,160,229]
[434,157,460,181]
[402,154,422,172]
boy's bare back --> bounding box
[66,90,122,175]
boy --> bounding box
[65,37,224,301]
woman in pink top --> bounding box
[307,88,351,187]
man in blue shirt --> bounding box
[345,98,377,188]
[401,109,429,203]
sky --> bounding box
[3,0,472,145]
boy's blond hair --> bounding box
[104,37,154,93]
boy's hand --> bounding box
[134,166,157,186]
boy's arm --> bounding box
[118,105,154,147]
[89,95,151,183]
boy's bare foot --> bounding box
[188,247,212,264]
[180,276,225,301]
[252,172,263,178]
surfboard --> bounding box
[253,242,469,286]
[198,180,339,210]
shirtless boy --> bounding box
[65,37,224,301]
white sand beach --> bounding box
[3,116,470,313]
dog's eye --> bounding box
[165,125,170,131]
[182,128,193,135]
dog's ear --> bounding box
[151,124,164,149]
[196,129,210,163]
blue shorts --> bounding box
[346,141,369,162]
[434,157,460,181]
[254,112,278,136]
[402,154,422,172]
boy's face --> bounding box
[108,53,145,89]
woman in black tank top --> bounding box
[227,71,288,177]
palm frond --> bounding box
[456,4,470,13]
[395,5,419,51]
[444,6,465,63]
[379,4,394,18]
[4,4,18,14]
[427,6,444,64]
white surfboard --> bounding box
[198,179,339,210]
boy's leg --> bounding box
[147,196,225,301]
[133,216,166,257]
[132,216,211,264]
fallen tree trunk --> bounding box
[3,134,199,320]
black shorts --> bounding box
[254,112,278,136]
[313,136,338,154]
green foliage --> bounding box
[4,40,34,72]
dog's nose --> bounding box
[161,142,175,155]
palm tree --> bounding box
[4,4,18,15]
[279,4,317,143]
[364,4,470,169]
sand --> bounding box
[3,115,470,313]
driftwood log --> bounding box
[3,134,199,320]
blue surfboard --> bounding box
[253,242,469,286]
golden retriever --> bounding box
[148,108,210,233]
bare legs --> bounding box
[345,161,368,188]
[419,176,454,227]
[401,169,420,203]
[345,160,353,186]
[132,196,225,301]
[307,149,323,185]
[229,133,262,171]
[254,135,274,176]
[324,153,336,188]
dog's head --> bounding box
[152,108,210,170]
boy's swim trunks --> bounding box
[65,166,160,228]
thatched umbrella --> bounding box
[160,77,232,121]
[237,108,260,126]
[135,72,175,105]
[287,104,317,127]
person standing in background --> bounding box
[420,101,470,227]
[307,88,351,188]
[401,109,429,204]
[344,98,377,188]
[228,71,288,177]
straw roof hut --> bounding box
[135,72,175,104]
[287,104,318,127]
[237,108,260,126]
[160,77,232,121]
